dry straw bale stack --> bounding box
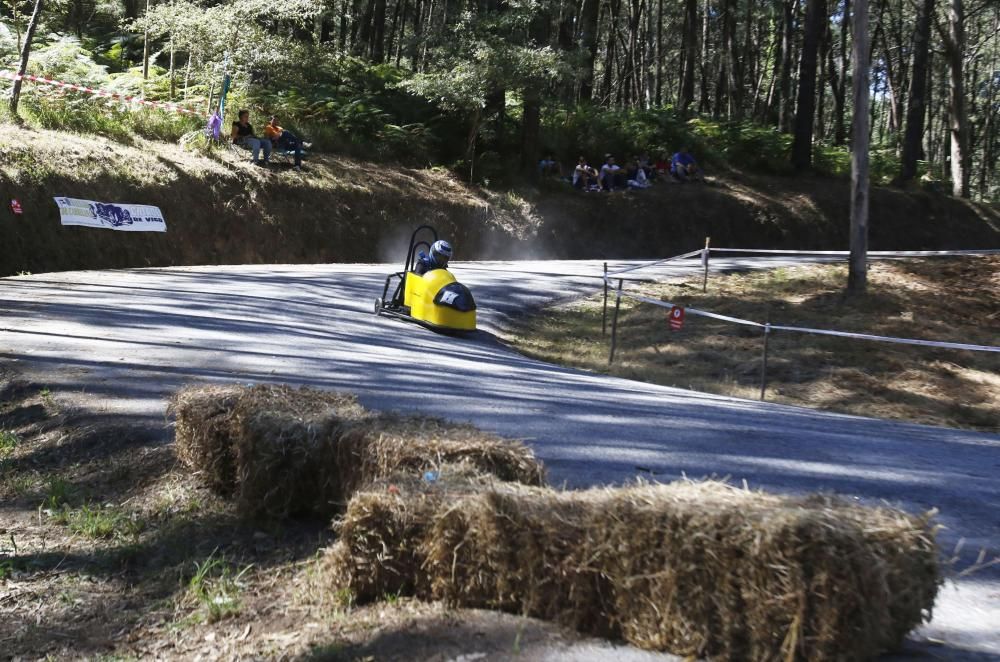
[334,415,546,497]
[798,494,941,645]
[170,384,248,492]
[170,384,544,519]
[326,477,939,661]
[321,463,488,602]
[171,384,369,518]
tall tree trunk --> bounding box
[656,0,665,105]
[826,27,844,143]
[680,0,698,114]
[168,36,175,98]
[339,0,350,49]
[848,0,870,294]
[521,0,550,172]
[579,0,601,101]
[387,0,402,61]
[371,0,388,61]
[9,0,43,115]
[602,0,621,103]
[980,13,998,196]
[349,0,371,49]
[944,0,969,197]
[835,0,849,144]
[410,0,423,69]
[817,25,830,138]
[878,26,901,139]
[899,0,933,181]
[724,0,741,118]
[777,0,794,131]
[123,0,140,20]
[645,0,655,107]
[713,0,735,117]
[395,0,409,65]
[142,0,152,79]
[764,0,784,122]
[791,0,826,168]
[699,0,710,111]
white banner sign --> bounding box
[54,197,167,232]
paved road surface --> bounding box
[1,257,998,659]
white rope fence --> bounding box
[600,245,1000,398]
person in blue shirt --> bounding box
[415,240,453,275]
[671,147,703,182]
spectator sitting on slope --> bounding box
[638,152,657,180]
[539,154,563,178]
[654,153,671,176]
[263,115,310,171]
[627,157,651,189]
[573,156,599,190]
[600,155,625,191]
[671,146,704,182]
[231,109,271,167]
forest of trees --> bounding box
[1,0,998,198]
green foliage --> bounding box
[0,534,19,581]
[689,119,794,173]
[251,56,442,162]
[40,476,73,511]
[814,144,903,184]
[65,503,145,540]
[185,551,252,623]
[27,35,109,84]
[22,95,201,143]
[0,430,18,456]
[6,33,201,142]
[541,106,690,166]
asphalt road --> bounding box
[1,256,998,659]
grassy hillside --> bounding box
[1,123,998,277]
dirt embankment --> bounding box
[1,125,997,277]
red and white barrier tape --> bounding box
[0,70,200,115]
[710,248,1000,257]
[605,277,1000,353]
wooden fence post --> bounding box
[701,236,711,292]
[608,278,624,364]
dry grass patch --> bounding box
[322,471,939,661]
[170,384,543,519]
[508,256,1000,431]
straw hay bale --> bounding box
[326,477,939,661]
[171,384,369,518]
[321,464,490,602]
[170,385,247,492]
[335,415,545,496]
[170,384,544,519]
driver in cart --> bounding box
[415,240,453,275]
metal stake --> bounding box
[602,262,608,336]
[701,236,711,292]
[759,322,772,400]
[608,278,624,365]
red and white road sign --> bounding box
[10,199,23,215]
[669,305,685,331]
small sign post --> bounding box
[10,199,23,215]
[668,305,685,331]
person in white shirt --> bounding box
[573,156,599,190]
[600,155,624,191]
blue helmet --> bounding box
[430,240,453,266]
